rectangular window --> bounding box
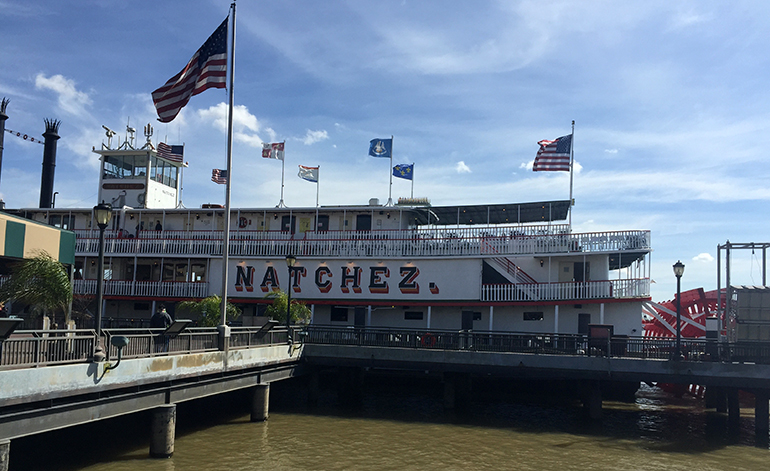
[49,215,75,230]
[330,307,348,322]
[473,311,482,321]
[523,311,544,321]
[404,311,423,320]
[134,302,150,311]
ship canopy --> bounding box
[405,200,571,226]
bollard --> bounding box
[150,404,176,458]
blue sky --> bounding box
[2,0,769,302]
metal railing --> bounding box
[0,326,292,370]
[481,278,650,302]
[73,280,209,298]
[74,227,650,259]
[302,326,770,363]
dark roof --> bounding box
[609,251,647,270]
[404,200,571,226]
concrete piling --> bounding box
[150,404,176,458]
[251,384,270,422]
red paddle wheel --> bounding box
[641,288,725,398]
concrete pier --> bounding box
[150,404,176,458]
[307,370,320,407]
[727,389,741,428]
[251,384,270,422]
[0,439,9,471]
[443,372,471,410]
[582,381,602,420]
[755,391,769,435]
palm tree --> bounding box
[176,295,241,327]
[0,252,72,325]
[264,290,311,325]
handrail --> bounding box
[0,326,292,370]
[301,326,770,363]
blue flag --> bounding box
[369,138,392,158]
[393,163,414,180]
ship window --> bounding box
[331,307,348,322]
[49,214,75,230]
[523,311,544,321]
[134,302,150,311]
[190,261,206,282]
[404,311,423,320]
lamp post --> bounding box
[673,260,685,360]
[93,202,113,361]
[286,254,296,344]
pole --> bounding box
[410,162,414,199]
[676,274,682,360]
[387,135,393,206]
[569,119,575,232]
[94,223,107,361]
[286,267,292,343]
[278,142,286,207]
[316,165,320,208]
[219,2,236,329]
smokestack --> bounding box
[0,98,8,188]
[39,118,60,209]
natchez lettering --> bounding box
[235,264,423,295]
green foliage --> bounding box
[0,252,72,319]
[176,295,241,327]
[264,290,311,324]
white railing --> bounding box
[73,280,209,298]
[75,227,650,259]
[481,278,650,302]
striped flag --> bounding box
[262,142,285,160]
[298,165,319,183]
[211,168,228,184]
[533,134,572,171]
[152,18,228,123]
[157,142,184,162]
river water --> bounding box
[9,377,770,470]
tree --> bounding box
[264,290,311,325]
[0,252,72,323]
[176,295,241,327]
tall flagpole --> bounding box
[220,2,236,328]
[387,135,394,206]
[411,162,414,199]
[278,140,286,207]
[316,165,320,208]
[569,119,575,232]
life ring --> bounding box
[238,216,248,228]
[421,333,436,347]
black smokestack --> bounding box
[0,98,8,188]
[39,118,60,209]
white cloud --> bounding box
[456,161,471,173]
[300,129,329,145]
[605,148,618,154]
[35,74,92,118]
[693,253,714,263]
[198,103,267,147]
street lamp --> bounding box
[673,260,685,360]
[93,201,113,361]
[286,254,296,344]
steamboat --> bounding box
[11,126,651,335]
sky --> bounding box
[2,0,770,303]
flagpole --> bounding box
[278,140,286,207]
[569,119,575,232]
[411,162,414,199]
[220,2,236,328]
[387,135,394,206]
[316,165,320,208]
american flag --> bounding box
[152,18,228,123]
[211,168,228,184]
[533,134,572,172]
[157,142,184,162]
